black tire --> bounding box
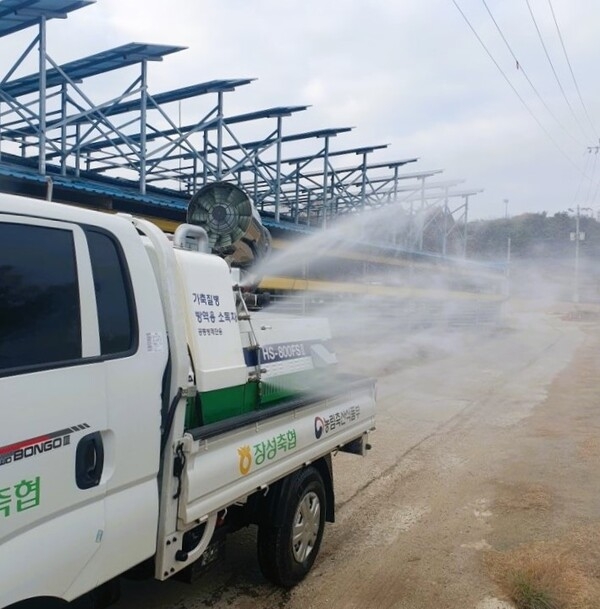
[257,467,326,588]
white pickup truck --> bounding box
[0,193,376,609]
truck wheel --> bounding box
[257,467,326,588]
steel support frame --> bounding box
[0,43,163,184]
[0,9,481,258]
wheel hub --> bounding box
[292,491,321,563]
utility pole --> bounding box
[505,236,511,297]
[504,198,510,296]
[568,205,590,304]
[574,205,580,304]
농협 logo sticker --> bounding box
[0,476,42,518]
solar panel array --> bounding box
[0,0,480,256]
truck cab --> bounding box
[0,195,169,606]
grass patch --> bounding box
[578,436,600,459]
[511,575,558,609]
[494,483,552,513]
[485,541,599,609]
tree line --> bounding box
[467,212,600,260]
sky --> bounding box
[3,0,600,219]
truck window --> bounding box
[85,229,136,355]
[0,222,81,372]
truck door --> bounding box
[0,216,108,605]
[83,224,168,581]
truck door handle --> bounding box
[75,432,104,490]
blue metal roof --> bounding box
[262,217,316,235]
[52,176,188,210]
[0,160,188,210]
[0,0,93,38]
[0,42,186,98]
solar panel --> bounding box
[0,0,94,38]
[281,144,390,166]
[240,127,354,151]
[0,42,186,98]
[40,105,308,156]
[62,79,255,124]
[2,78,256,138]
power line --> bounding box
[524,0,592,143]
[571,150,589,206]
[546,0,599,141]
[591,175,600,206]
[481,0,585,148]
[450,0,589,177]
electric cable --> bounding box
[546,0,599,141]
[591,177,600,206]
[524,0,592,143]
[481,0,585,148]
[451,0,590,178]
[571,149,592,207]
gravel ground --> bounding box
[115,302,600,609]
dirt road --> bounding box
[116,303,600,609]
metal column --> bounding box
[442,186,449,256]
[38,15,47,175]
[60,83,67,175]
[392,165,399,245]
[139,58,148,194]
[418,176,426,250]
[321,136,330,229]
[274,115,282,222]
[360,151,367,210]
[216,91,223,180]
[463,194,470,257]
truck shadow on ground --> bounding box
[117,528,292,609]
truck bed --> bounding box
[178,374,376,527]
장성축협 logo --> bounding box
[237,445,252,476]
[314,416,324,440]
